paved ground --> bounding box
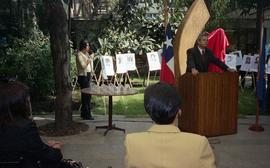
[36,115,270,168]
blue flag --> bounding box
[257,33,267,112]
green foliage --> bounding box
[70,47,77,81]
[206,0,230,30]
[231,0,270,16]
[0,30,54,98]
[96,1,164,55]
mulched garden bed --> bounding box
[39,121,89,137]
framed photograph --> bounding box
[250,54,259,72]
[240,55,252,72]
[225,54,237,70]
[116,54,128,74]
[147,52,161,71]
[266,58,270,74]
[125,53,137,71]
[230,50,243,66]
[101,56,115,78]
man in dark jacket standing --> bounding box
[186,32,235,75]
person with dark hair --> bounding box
[124,82,216,168]
[187,31,235,75]
[76,39,95,120]
[0,81,63,168]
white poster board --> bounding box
[266,58,270,74]
[125,53,137,71]
[147,52,161,71]
[225,54,237,70]
[157,48,163,62]
[240,55,252,72]
[250,54,259,72]
[101,56,115,79]
[116,54,128,74]
[230,50,243,66]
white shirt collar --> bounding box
[197,46,205,55]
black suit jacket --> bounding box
[186,47,229,72]
[0,119,62,168]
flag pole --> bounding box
[249,0,264,132]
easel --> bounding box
[97,56,119,85]
[239,70,257,92]
[146,51,161,86]
[117,72,132,87]
[146,70,159,86]
[239,54,258,92]
[130,68,143,86]
[115,52,142,87]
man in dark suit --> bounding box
[187,32,235,75]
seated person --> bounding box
[0,80,63,168]
[124,82,216,168]
[187,31,235,75]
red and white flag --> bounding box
[160,23,175,84]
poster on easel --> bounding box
[250,54,259,72]
[225,54,237,70]
[266,58,270,74]
[157,48,163,62]
[240,55,252,72]
[101,56,115,78]
[147,52,161,71]
[125,53,137,71]
[116,54,128,74]
[230,50,243,66]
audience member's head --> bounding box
[144,82,181,125]
[0,81,31,125]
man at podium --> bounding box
[186,32,235,75]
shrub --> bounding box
[0,31,54,99]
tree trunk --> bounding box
[45,1,72,130]
[29,0,38,31]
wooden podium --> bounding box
[177,72,238,137]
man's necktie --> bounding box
[201,49,205,62]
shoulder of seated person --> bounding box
[126,131,205,138]
[125,132,207,146]
[16,119,36,129]
[126,132,147,137]
[125,132,152,140]
[179,132,208,141]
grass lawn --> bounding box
[36,78,258,118]
[91,87,147,118]
[89,84,258,118]
[238,89,256,116]
[73,78,159,118]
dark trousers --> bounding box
[78,74,92,118]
